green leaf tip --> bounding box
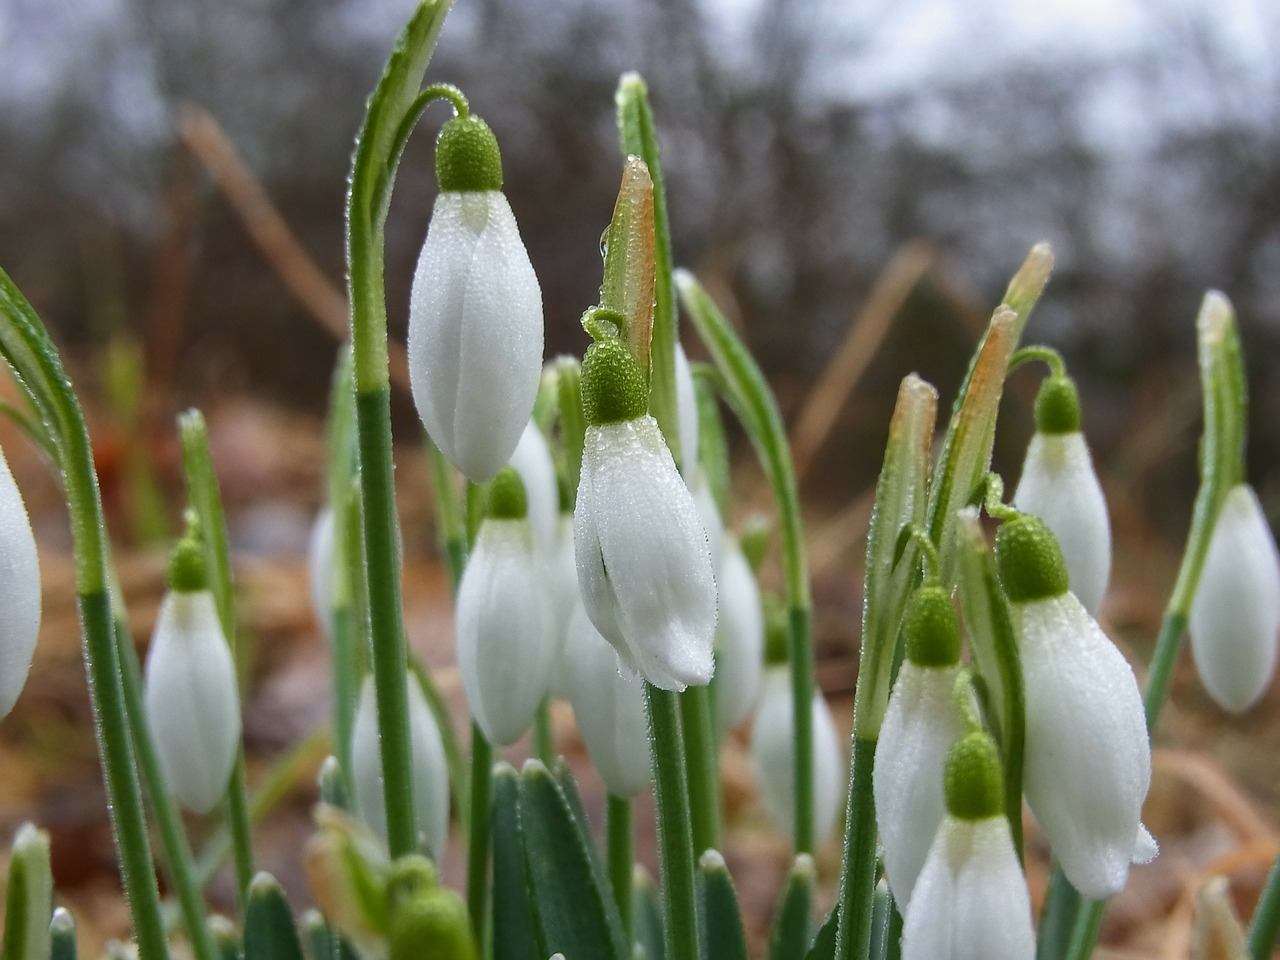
[994,514,1069,603]
[1034,376,1081,435]
[487,466,528,520]
[582,337,648,426]
[436,114,503,193]
[943,731,1004,821]
[903,584,962,667]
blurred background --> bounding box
[2,0,1280,954]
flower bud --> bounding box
[901,735,1033,960]
[749,666,844,844]
[874,585,968,908]
[546,512,582,700]
[307,506,335,638]
[408,116,543,481]
[564,605,652,798]
[0,444,41,721]
[1012,376,1111,615]
[507,421,558,557]
[1189,483,1280,712]
[714,538,765,735]
[350,673,450,861]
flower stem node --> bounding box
[1033,376,1081,435]
[581,336,648,426]
[434,115,503,193]
[903,584,962,668]
[486,467,527,521]
[994,515,1069,603]
[943,732,1004,821]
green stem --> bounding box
[1035,865,1080,960]
[113,616,220,960]
[1007,345,1066,378]
[788,606,816,854]
[679,685,719,855]
[606,794,634,941]
[646,684,700,960]
[466,726,493,949]
[1248,852,1280,960]
[534,699,554,765]
[0,268,169,960]
[834,737,878,960]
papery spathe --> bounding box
[144,589,241,814]
[574,414,717,691]
[457,517,553,745]
[0,444,40,721]
[1189,483,1280,712]
[408,191,543,481]
[350,674,450,861]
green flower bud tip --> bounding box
[995,514,1069,603]
[434,115,503,193]
[903,583,962,667]
[487,466,528,520]
[943,731,1004,821]
[581,337,647,426]
[167,535,208,593]
[389,887,477,960]
[1034,375,1081,434]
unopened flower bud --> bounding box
[0,444,41,721]
[714,538,765,734]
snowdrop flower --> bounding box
[408,113,543,481]
[307,506,335,639]
[507,421,558,556]
[1189,483,1280,712]
[875,583,970,909]
[674,342,699,474]
[996,514,1156,898]
[144,539,241,814]
[1013,375,1111,615]
[714,537,764,734]
[457,468,554,744]
[0,444,40,721]
[901,732,1034,960]
[547,512,582,700]
[574,336,717,691]
[564,605,652,798]
[750,665,844,844]
[351,673,450,862]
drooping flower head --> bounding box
[456,467,554,744]
[875,582,970,909]
[144,535,241,814]
[713,536,765,735]
[995,513,1156,897]
[1189,483,1280,712]
[408,112,543,481]
[901,732,1034,960]
[1012,374,1111,615]
[0,443,40,722]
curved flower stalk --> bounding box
[0,442,40,721]
[901,732,1034,960]
[408,114,543,482]
[508,421,558,556]
[574,336,717,691]
[874,583,970,909]
[457,467,554,744]
[1012,375,1111,615]
[564,605,652,798]
[144,538,242,814]
[714,537,765,735]
[1189,483,1280,712]
[995,514,1156,898]
[351,673,450,862]
[750,665,844,844]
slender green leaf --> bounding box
[3,825,52,960]
[632,867,666,960]
[518,761,627,960]
[244,874,306,960]
[1248,850,1280,960]
[805,908,838,960]
[49,908,78,960]
[769,855,815,960]
[697,851,747,960]
[492,765,538,960]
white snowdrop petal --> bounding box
[457,520,554,745]
[508,422,559,557]
[574,416,717,691]
[408,191,543,482]
[1013,433,1112,615]
[874,662,968,908]
[1014,593,1151,897]
[674,343,699,476]
[750,667,845,844]
[0,446,40,721]
[565,606,652,798]
[714,539,764,734]
[144,590,241,814]
[547,515,581,699]
[689,469,724,573]
[1189,484,1280,712]
[904,817,1034,960]
[350,675,451,861]
[307,507,335,640]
